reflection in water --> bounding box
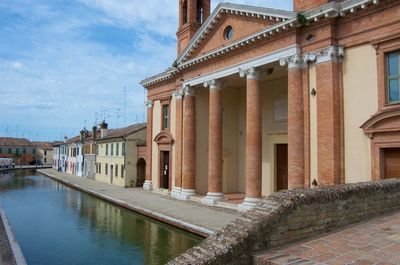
[0,170,201,265]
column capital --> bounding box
[183,85,196,97]
[173,89,184,99]
[279,54,306,69]
[146,100,153,108]
[203,79,222,90]
[315,45,345,64]
[239,67,260,80]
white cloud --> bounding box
[0,0,292,141]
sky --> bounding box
[0,0,293,141]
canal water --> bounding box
[0,170,201,265]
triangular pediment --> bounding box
[189,13,278,60]
[176,3,295,65]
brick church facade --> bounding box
[141,0,400,210]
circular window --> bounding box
[224,26,234,40]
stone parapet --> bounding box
[168,179,400,265]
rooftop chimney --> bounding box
[92,126,97,140]
[99,121,108,139]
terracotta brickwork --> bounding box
[294,0,340,12]
[182,93,196,192]
[174,96,183,189]
[316,61,342,186]
[142,0,400,204]
[245,74,262,199]
[207,87,223,193]
[288,67,305,189]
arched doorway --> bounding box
[136,158,146,187]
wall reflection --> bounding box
[0,170,201,265]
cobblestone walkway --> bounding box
[0,209,17,265]
[38,169,239,236]
[255,211,400,265]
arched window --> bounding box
[182,0,188,24]
[197,1,204,23]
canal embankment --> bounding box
[0,206,27,265]
[0,165,51,172]
[37,168,240,237]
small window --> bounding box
[99,163,102,174]
[116,143,119,156]
[224,26,234,40]
[8,148,11,154]
[105,163,108,175]
[96,145,98,155]
[387,51,400,103]
[0,148,2,153]
[106,144,109,156]
[44,150,47,156]
[23,148,26,154]
[16,148,19,155]
[115,164,118,177]
[122,143,126,156]
[163,104,169,129]
[121,165,124,178]
[111,143,114,156]
[33,148,36,154]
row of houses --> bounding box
[0,137,53,165]
[52,122,147,188]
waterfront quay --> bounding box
[38,168,239,237]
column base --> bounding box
[176,188,196,201]
[238,197,262,212]
[202,192,224,206]
[143,180,153,191]
[171,187,182,199]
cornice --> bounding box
[140,0,382,88]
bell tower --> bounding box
[177,0,210,55]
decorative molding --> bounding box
[140,0,381,88]
[183,45,299,87]
[239,67,261,80]
[203,79,222,90]
[172,89,184,99]
[279,54,306,69]
[183,85,196,97]
[316,45,345,64]
[146,100,153,108]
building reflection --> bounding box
[64,186,201,265]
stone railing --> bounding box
[168,179,400,265]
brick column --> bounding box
[238,67,262,212]
[288,57,305,189]
[143,100,153,191]
[181,86,196,200]
[202,79,224,205]
[171,90,184,199]
[316,46,344,186]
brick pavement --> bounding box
[254,211,400,265]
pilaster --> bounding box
[143,100,154,191]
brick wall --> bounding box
[169,180,400,264]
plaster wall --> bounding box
[343,44,378,183]
[309,64,318,184]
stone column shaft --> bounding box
[143,101,153,191]
[239,68,262,211]
[172,92,183,198]
[181,87,196,199]
[203,80,223,205]
[288,67,305,189]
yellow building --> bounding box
[95,123,147,188]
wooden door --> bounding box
[276,144,288,191]
[385,148,400,179]
[160,151,170,189]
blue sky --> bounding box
[0,0,292,141]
